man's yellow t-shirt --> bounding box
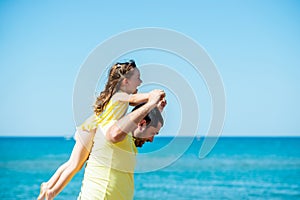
[77,92,138,200]
[78,129,137,200]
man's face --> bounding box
[133,122,162,147]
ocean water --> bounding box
[0,137,300,200]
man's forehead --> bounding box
[150,121,162,133]
[148,121,162,129]
[156,121,162,130]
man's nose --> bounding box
[148,136,154,142]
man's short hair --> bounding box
[132,103,164,128]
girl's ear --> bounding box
[122,78,129,85]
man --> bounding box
[78,90,166,200]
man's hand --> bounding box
[157,98,167,112]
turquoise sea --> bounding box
[0,137,300,199]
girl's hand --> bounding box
[148,90,165,106]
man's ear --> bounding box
[138,119,147,131]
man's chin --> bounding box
[138,142,145,147]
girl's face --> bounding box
[125,68,142,94]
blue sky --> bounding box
[0,0,299,137]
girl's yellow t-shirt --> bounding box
[75,92,131,151]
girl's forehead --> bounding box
[133,68,140,76]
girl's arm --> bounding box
[112,92,149,106]
[128,93,149,106]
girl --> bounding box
[38,60,150,200]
